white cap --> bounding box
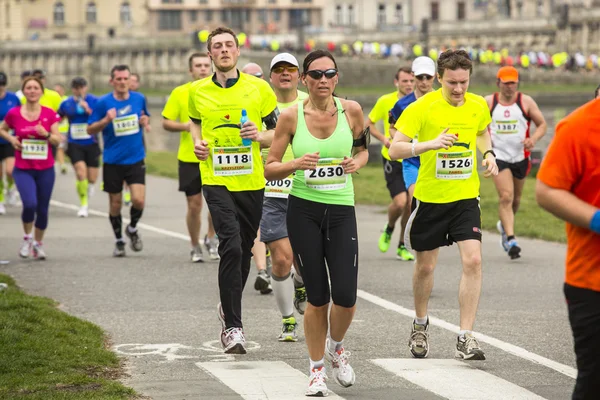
[270,53,299,70]
[412,56,436,76]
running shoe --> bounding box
[0,203,5,215]
[88,184,96,198]
[408,320,430,358]
[507,239,521,260]
[32,242,46,260]
[325,339,355,388]
[278,317,299,342]
[397,245,415,261]
[294,286,307,315]
[496,220,509,252]
[191,246,204,263]
[378,224,392,253]
[455,332,486,360]
[60,164,68,175]
[77,205,88,218]
[6,187,18,206]
[204,235,220,260]
[125,225,143,252]
[254,270,272,294]
[221,327,247,354]
[305,366,328,397]
[19,236,32,258]
[113,241,126,257]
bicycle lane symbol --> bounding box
[113,341,261,363]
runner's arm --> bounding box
[162,118,190,133]
[257,108,279,149]
[87,116,111,135]
[476,127,494,155]
[347,101,369,170]
[265,107,297,181]
[47,122,62,146]
[524,96,547,148]
[189,118,202,142]
[365,117,388,148]
[536,180,598,230]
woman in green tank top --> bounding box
[264,50,368,397]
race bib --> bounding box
[21,139,48,160]
[305,158,347,191]
[113,114,139,137]
[495,120,518,134]
[70,123,91,140]
[212,146,253,176]
[265,176,293,198]
[436,151,473,180]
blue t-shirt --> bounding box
[389,92,420,167]
[58,94,98,145]
[88,92,149,165]
[0,92,20,145]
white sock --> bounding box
[415,316,428,325]
[272,273,294,318]
[127,225,137,233]
[458,330,471,339]
[24,233,33,240]
[327,337,343,354]
[292,266,304,287]
[310,358,324,371]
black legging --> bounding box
[286,195,358,308]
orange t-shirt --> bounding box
[537,99,600,292]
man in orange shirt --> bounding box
[536,98,600,400]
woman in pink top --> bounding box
[0,76,61,260]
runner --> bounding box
[0,71,20,215]
[366,66,414,261]
[54,83,69,174]
[265,49,368,396]
[0,76,62,259]
[485,66,547,259]
[87,65,151,257]
[162,52,219,262]
[241,61,272,294]
[389,49,498,361]
[129,73,141,92]
[536,99,600,400]
[189,27,278,354]
[15,70,32,101]
[58,77,99,218]
[261,52,308,341]
[388,57,436,240]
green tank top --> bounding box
[291,97,354,206]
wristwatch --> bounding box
[483,150,496,159]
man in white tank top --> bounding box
[485,66,547,260]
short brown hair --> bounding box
[437,50,473,77]
[188,52,209,70]
[395,66,412,80]
[207,27,239,51]
[21,76,44,93]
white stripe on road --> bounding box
[372,359,546,400]
[197,361,345,399]
[50,200,577,380]
[357,290,577,379]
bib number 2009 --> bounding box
[305,158,347,190]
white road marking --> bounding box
[372,359,547,400]
[50,199,577,380]
[197,361,345,399]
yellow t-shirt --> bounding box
[162,81,198,163]
[21,88,63,112]
[188,73,278,192]
[368,91,402,162]
[58,95,69,134]
[396,89,491,204]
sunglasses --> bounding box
[252,72,263,78]
[305,69,338,80]
[415,75,433,81]
[272,66,299,74]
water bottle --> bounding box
[240,109,252,146]
[76,97,85,114]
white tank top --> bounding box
[489,92,531,163]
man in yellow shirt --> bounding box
[189,26,278,354]
[389,50,498,361]
[54,83,69,174]
[162,52,219,263]
[366,66,415,261]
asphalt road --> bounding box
[0,171,576,400]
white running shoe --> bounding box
[88,184,96,198]
[221,327,247,354]
[77,205,89,218]
[191,246,204,263]
[306,366,329,397]
[19,236,33,258]
[32,242,46,260]
[204,235,220,260]
[6,188,18,206]
[0,203,5,215]
[325,339,356,388]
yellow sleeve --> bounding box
[477,98,492,131]
[188,82,202,121]
[260,81,278,117]
[395,102,421,140]
[367,97,384,123]
[162,87,181,121]
[20,96,26,105]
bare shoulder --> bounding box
[339,99,363,117]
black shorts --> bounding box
[178,160,202,197]
[382,158,407,198]
[103,160,146,193]
[564,283,600,400]
[406,197,482,252]
[0,143,14,161]
[497,158,531,180]
[67,142,101,168]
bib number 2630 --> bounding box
[305,158,347,190]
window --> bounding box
[348,5,354,25]
[395,3,403,23]
[430,1,439,21]
[53,2,65,26]
[206,9,213,21]
[190,10,197,22]
[258,9,267,24]
[272,9,281,21]
[268,0,276,3]
[86,2,97,24]
[335,5,343,25]
[457,1,466,20]
[221,9,229,24]
[377,4,386,25]
[199,0,208,3]
[158,10,182,30]
[120,2,132,24]
[289,9,308,28]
